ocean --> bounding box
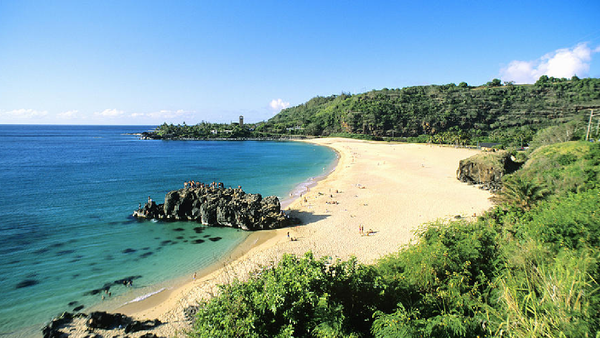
[0,125,336,336]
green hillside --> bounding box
[260,76,600,146]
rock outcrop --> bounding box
[42,311,161,338]
[133,186,294,230]
[456,150,521,192]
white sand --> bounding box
[64,139,492,337]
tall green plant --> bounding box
[494,247,599,337]
[493,175,549,211]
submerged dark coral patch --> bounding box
[173,228,185,232]
[209,237,222,242]
[193,227,204,233]
[192,239,205,244]
[15,279,39,289]
[122,248,137,254]
[84,288,104,296]
[139,252,153,258]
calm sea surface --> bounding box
[0,125,336,336]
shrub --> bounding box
[372,220,504,337]
[190,252,384,337]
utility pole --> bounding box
[576,106,600,141]
[586,109,594,141]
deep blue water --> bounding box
[0,125,336,336]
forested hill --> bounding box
[260,76,600,145]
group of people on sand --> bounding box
[287,231,298,242]
[359,224,374,236]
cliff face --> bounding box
[134,187,293,231]
[456,150,521,192]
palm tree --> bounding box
[493,175,549,211]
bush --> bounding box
[494,246,599,337]
[513,188,600,252]
[190,252,384,337]
[372,220,504,337]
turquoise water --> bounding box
[0,125,336,336]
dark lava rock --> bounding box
[124,319,161,333]
[42,312,74,338]
[183,305,199,323]
[139,334,160,338]
[86,311,129,330]
[133,186,295,230]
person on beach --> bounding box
[184,181,188,189]
[193,272,196,281]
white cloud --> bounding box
[129,109,195,120]
[57,110,80,119]
[0,109,49,123]
[95,108,125,117]
[269,98,290,113]
[0,108,48,120]
[500,43,598,84]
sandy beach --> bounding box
[66,138,493,337]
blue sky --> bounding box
[1,1,599,125]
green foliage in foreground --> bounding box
[189,141,600,338]
[190,253,384,338]
[371,220,504,338]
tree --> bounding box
[487,78,502,87]
[492,175,549,211]
[535,75,550,86]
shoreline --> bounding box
[64,138,493,337]
[113,142,340,316]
